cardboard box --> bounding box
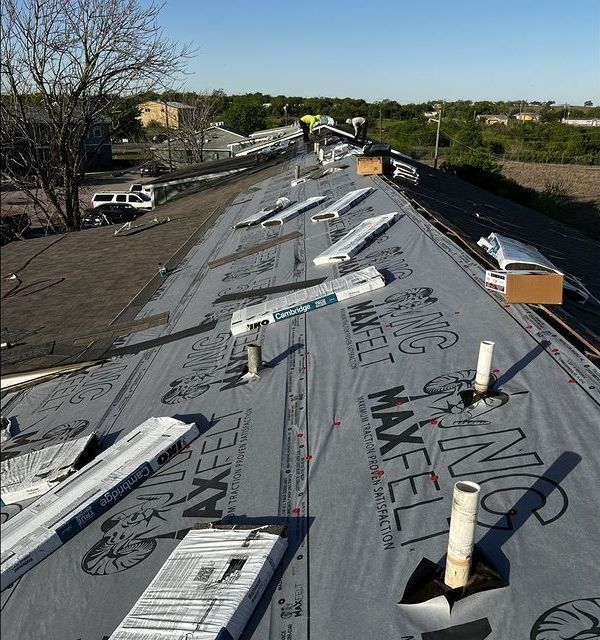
[485,270,563,304]
[357,155,385,175]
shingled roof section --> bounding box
[1,137,599,640]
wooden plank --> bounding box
[207,231,302,268]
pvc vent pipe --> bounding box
[247,345,262,375]
[474,340,495,394]
[318,148,324,163]
[444,481,481,589]
[293,166,300,180]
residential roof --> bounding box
[1,135,599,640]
[391,155,600,346]
[139,100,195,110]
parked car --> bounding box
[90,191,153,209]
[81,203,140,228]
[139,162,169,177]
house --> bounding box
[512,112,540,122]
[152,125,247,165]
[562,117,600,127]
[138,100,196,128]
[1,107,112,170]
[2,125,599,640]
[477,114,510,126]
[201,125,247,160]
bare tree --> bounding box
[167,90,227,164]
[0,0,192,231]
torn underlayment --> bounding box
[230,266,385,335]
[261,196,327,227]
[0,417,199,591]
[310,187,373,221]
[109,525,288,640]
[0,433,97,505]
[313,212,400,265]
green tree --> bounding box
[223,96,266,134]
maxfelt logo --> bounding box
[358,370,570,550]
[530,598,600,640]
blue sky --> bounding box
[158,0,600,105]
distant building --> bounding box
[477,114,509,126]
[561,117,600,127]
[512,112,540,122]
[201,126,247,161]
[138,101,195,129]
[153,125,247,165]
[1,107,112,171]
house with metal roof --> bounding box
[1,125,599,640]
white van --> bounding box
[91,191,153,209]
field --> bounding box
[500,161,600,203]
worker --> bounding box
[346,117,368,144]
[299,114,321,142]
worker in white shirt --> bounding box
[346,117,368,143]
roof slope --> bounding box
[347,144,600,346]
[1,149,599,640]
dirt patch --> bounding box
[500,161,600,202]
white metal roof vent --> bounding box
[311,187,373,222]
[261,196,327,227]
[313,213,400,264]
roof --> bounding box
[1,137,599,640]
[139,100,195,110]
[7,106,111,125]
[392,155,600,346]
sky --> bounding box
[157,0,600,105]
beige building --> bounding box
[512,112,540,122]
[138,100,195,128]
[477,114,509,126]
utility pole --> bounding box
[433,100,444,169]
[379,108,383,143]
[163,99,173,171]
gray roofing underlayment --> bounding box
[1,141,600,640]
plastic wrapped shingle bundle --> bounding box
[109,524,288,640]
[1,433,97,505]
[0,417,199,591]
[230,266,386,335]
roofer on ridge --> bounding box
[299,114,321,143]
[346,116,368,144]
